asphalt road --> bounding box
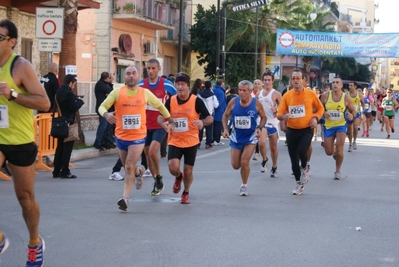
[1,120,399,266]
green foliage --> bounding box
[322,57,371,82]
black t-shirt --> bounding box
[164,94,210,119]
[40,72,60,112]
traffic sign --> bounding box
[36,8,64,39]
[38,39,62,52]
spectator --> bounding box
[198,80,219,149]
[212,79,226,146]
[39,62,60,112]
[191,78,202,95]
[52,75,84,179]
[93,72,114,151]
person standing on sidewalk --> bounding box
[93,72,114,151]
[138,59,177,196]
[320,76,356,180]
[158,72,213,204]
[276,69,324,196]
[52,75,84,179]
[222,80,267,196]
[0,19,50,266]
[39,62,59,113]
[99,66,172,211]
[197,80,219,149]
[212,79,226,146]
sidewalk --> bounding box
[69,130,118,162]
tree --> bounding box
[321,57,359,78]
[299,2,335,81]
[58,0,85,146]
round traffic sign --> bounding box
[42,20,57,36]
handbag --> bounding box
[50,98,68,138]
[64,120,80,143]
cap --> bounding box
[175,72,190,85]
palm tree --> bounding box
[225,0,310,77]
[58,0,85,146]
[300,3,335,81]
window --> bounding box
[21,39,33,62]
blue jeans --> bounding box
[199,124,213,146]
[94,116,110,147]
[212,121,222,143]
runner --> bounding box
[257,71,281,177]
[222,80,266,196]
[376,87,386,131]
[320,77,356,180]
[138,58,177,196]
[361,88,374,137]
[382,88,399,138]
[346,81,365,152]
[276,69,324,195]
[157,72,213,204]
[0,19,50,266]
[99,66,172,211]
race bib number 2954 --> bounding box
[289,105,305,118]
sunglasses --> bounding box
[291,77,301,81]
[0,33,10,41]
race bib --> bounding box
[146,98,163,111]
[364,103,369,110]
[173,117,189,132]
[386,106,393,111]
[0,105,9,128]
[235,116,251,129]
[289,105,305,118]
[329,110,342,120]
[122,115,141,129]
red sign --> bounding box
[310,70,317,80]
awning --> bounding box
[0,0,100,14]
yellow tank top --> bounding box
[325,91,346,129]
[0,53,35,145]
[347,91,360,113]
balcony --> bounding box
[160,23,191,45]
[113,0,175,30]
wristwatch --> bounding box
[9,89,18,101]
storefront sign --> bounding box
[276,29,399,58]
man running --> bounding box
[99,66,172,211]
[222,80,266,196]
[138,58,177,196]
[257,71,281,177]
[320,77,356,180]
[346,81,365,152]
[0,19,50,266]
[158,72,213,204]
[276,69,324,195]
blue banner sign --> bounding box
[276,29,399,58]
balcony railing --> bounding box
[113,0,176,27]
[160,23,191,42]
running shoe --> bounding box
[205,145,213,149]
[261,158,268,173]
[353,142,357,150]
[240,185,248,196]
[361,131,365,137]
[151,175,164,196]
[270,167,277,178]
[292,182,304,195]
[366,130,369,137]
[181,192,190,204]
[313,135,317,141]
[392,128,395,133]
[387,135,391,139]
[135,165,145,190]
[26,237,45,267]
[109,172,124,181]
[252,153,260,161]
[117,198,128,211]
[212,141,224,146]
[0,235,10,256]
[143,169,152,177]
[301,167,310,184]
[334,171,341,180]
[321,142,324,147]
[348,144,352,152]
[173,172,184,194]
